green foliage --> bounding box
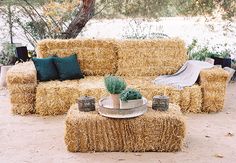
[96,0,235,19]
[188,39,231,61]
[0,43,16,65]
[120,88,142,102]
[104,75,127,94]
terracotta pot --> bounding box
[110,94,120,108]
[0,65,12,87]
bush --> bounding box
[120,88,142,101]
[104,75,127,94]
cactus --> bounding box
[120,88,142,101]
[104,75,127,94]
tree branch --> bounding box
[62,0,96,39]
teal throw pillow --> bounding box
[32,57,58,81]
[54,54,84,80]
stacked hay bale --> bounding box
[200,68,229,112]
[6,62,37,115]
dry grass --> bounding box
[116,38,188,76]
[200,68,229,112]
[6,62,37,115]
[36,39,118,76]
[65,103,186,152]
[6,39,229,116]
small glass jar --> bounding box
[152,95,169,111]
[77,96,95,112]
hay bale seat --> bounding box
[65,104,186,152]
[6,38,229,116]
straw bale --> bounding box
[35,77,108,116]
[180,85,202,113]
[65,104,186,152]
[124,76,203,113]
[35,80,81,116]
[6,62,37,85]
[116,38,188,76]
[6,62,37,115]
[36,39,117,76]
[200,68,229,112]
[12,103,35,115]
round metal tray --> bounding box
[98,97,147,119]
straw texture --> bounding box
[199,68,229,112]
[116,39,188,76]
[65,104,186,152]
[35,76,202,115]
[124,76,202,113]
[6,62,37,115]
[36,39,117,76]
[35,77,108,116]
[7,39,228,115]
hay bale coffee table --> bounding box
[65,103,186,152]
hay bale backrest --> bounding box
[116,39,188,76]
[36,39,117,76]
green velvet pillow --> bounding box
[54,54,84,80]
[32,57,58,81]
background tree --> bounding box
[0,0,96,47]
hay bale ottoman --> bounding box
[65,104,186,152]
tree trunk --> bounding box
[62,0,96,39]
[7,4,13,44]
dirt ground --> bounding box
[0,83,236,163]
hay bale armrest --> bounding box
[199,68,229,113]
[6,62,37,115]
[65,104,186,152]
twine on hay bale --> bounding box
[36,39,118,76]
[65,104,186,152]
[115,38,188,76]
[200,68,229,112]
[6,62,37,115]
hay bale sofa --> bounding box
[6,39,229,116]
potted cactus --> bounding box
[120,88,143,109]
[104,75,126,108]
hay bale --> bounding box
[6,62,37,115]
[36,39,118,76]
[116,38,188,76]
[124,76,203,113]
[35,80,81,116]
[35,77,108,116]
[200,68,229,112]
[6,62,37,85]
[65,104,186,152]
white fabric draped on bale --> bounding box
[153,60,214,89]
